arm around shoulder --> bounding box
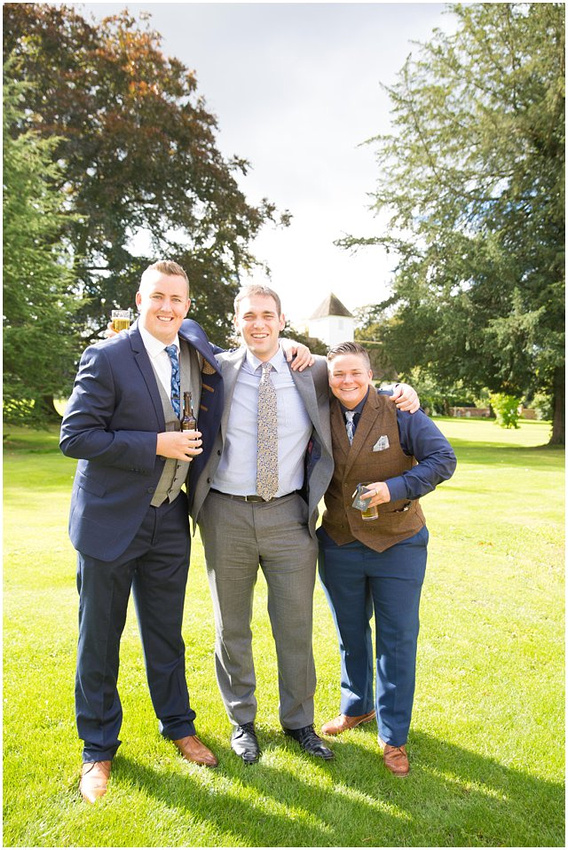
[385,409,457,502]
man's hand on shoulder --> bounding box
[389,382,420,413]
[280,339,315,371]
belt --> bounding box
[210,489,298,503]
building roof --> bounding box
[309,293,353,320]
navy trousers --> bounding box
[75,493,196,762]
[317,525,428,747]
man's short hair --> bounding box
[140,261,190,295]
[234,284,282,316]
[326,341,371,369]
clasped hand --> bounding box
[156,429,203,461]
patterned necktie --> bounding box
[165,344,181,418]
[256,361,279,500]
[345,410,356,445]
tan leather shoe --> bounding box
[379,738,409,776]
[173,735,218,767]
[80,760,112,803]
[321,710,376,735]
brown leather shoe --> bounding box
[173,735,218,767]
[80,760,112,803]
[379,738,410,776]
[321,710,376,736]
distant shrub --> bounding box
[489,393,522,429]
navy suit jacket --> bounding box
[60,319,223,562]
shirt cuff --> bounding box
[384,475,407,503]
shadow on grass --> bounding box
[3,422,63,447]
[113,728,564,847]
[446,442,564,468]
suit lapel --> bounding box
[128,324,165,428]
[179,320,220,376]
[337,390,383,479]
[331,397,350,458]
[219,348,247,438]
[289,365,322,433]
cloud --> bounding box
[84,2,449,320]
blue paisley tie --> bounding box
[165,344,181,418]
[345,410,355,444]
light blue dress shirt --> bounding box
[212,347,312,497]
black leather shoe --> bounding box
[231,722,260,764]
[283,725,334,760]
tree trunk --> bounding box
[549,366,565,445]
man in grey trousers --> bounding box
[191,284,417,765]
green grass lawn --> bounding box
[3,418,564,847]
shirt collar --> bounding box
[340,388,370,419]
[245,345,287,373]
[139,324,180,359]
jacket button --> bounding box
[147,487,155,494]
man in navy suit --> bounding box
[60,261,226,802]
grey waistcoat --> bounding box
[150,340,202,507]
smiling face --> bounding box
[234,294,286,361]
[327,353,374,409]
[135,270,191,345]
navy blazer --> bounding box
[60,319,223,562]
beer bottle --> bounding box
[181,391,197,431]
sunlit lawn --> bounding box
[3,418,564,847]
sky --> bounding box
[82,1,451,324]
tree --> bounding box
[340,3,564,444]
[353,305,400,379]
[3,70,84,425]
[3,4,289,347]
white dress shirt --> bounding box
[139,325,180,400]
[212,347,312,496]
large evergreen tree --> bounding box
[3,72,83,425]
[341,3,564,443]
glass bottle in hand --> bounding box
[181,391,197,431]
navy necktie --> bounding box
[165,344,180,418]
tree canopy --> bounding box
[3,3,288,349]
[3,71,83,425]
[341,3,564,443]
